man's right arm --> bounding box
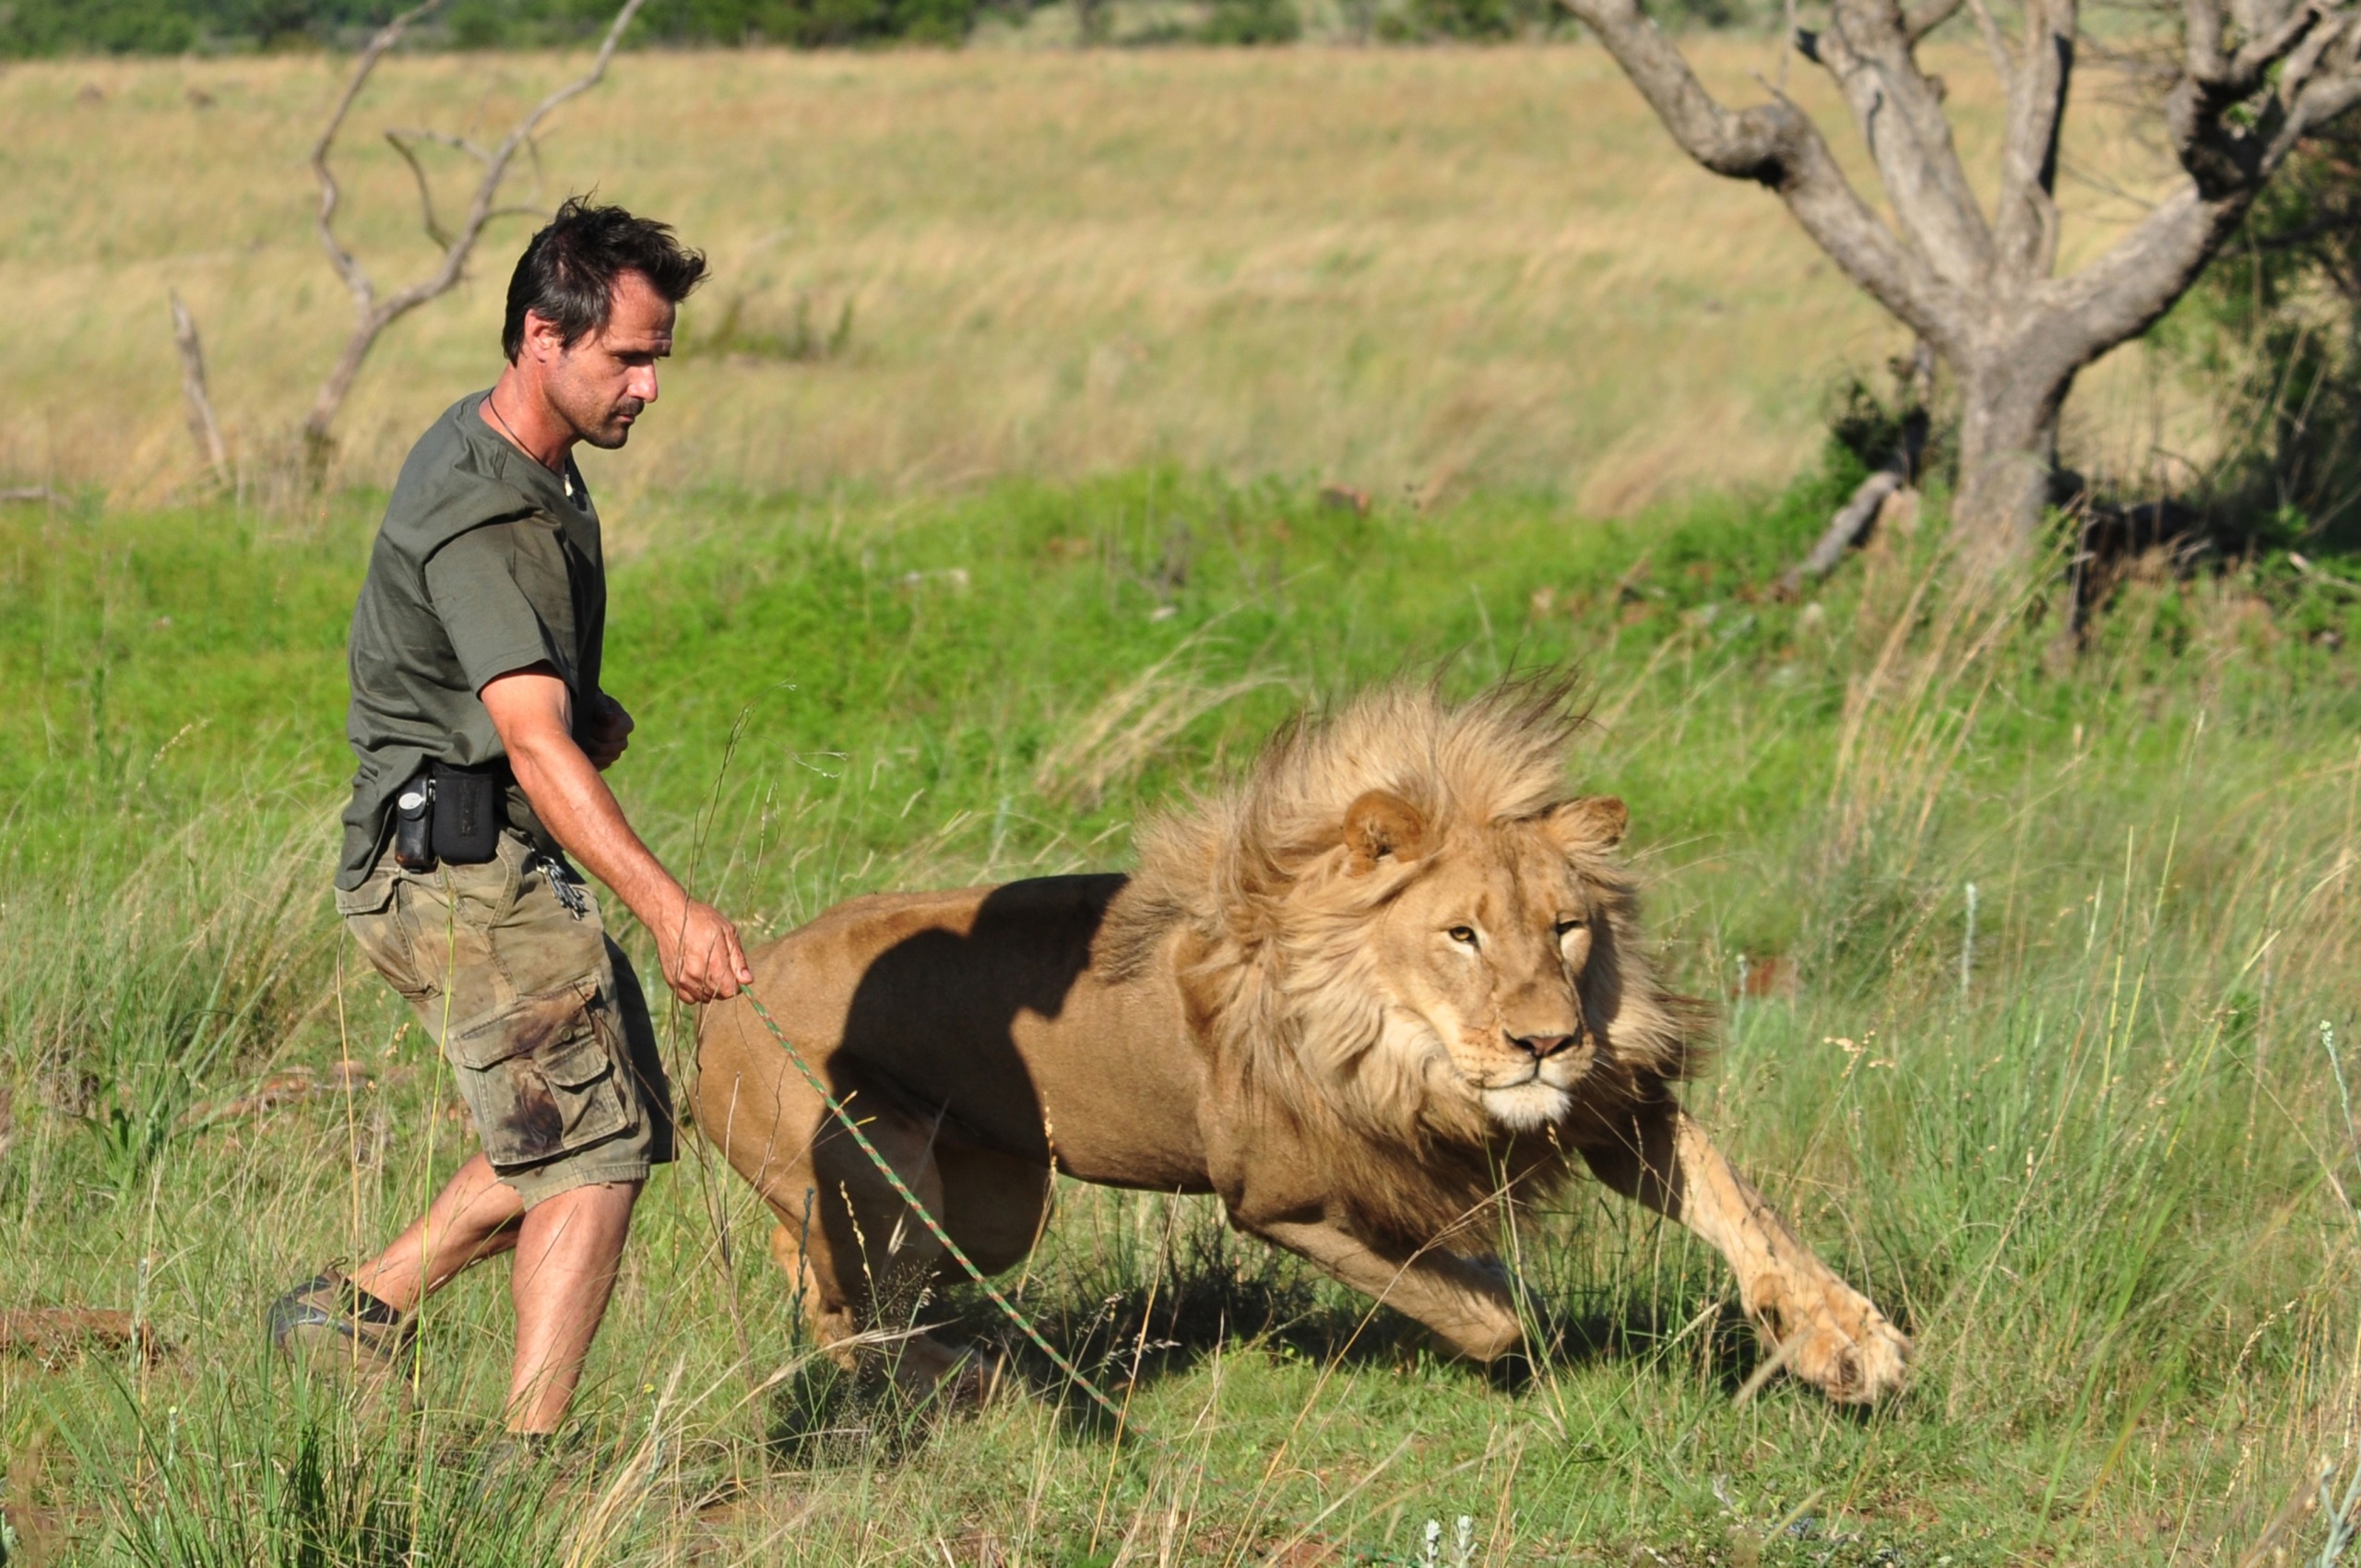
[481,665,751,1004]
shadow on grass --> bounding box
[758,1227,1826,1464]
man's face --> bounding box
[540,269,674,451]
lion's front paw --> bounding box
[1755,1283,1911,1406]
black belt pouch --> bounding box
[429,762,504,864]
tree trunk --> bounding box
[1952,354,2073,557]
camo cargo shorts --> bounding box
[334,827,675,1207]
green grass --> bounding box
[6,469,2361,1563]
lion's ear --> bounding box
[1549,795,1629,850]
[1343,790,1428,873]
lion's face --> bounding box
[1345,790,1630,1132]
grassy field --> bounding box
[5,463,2361,1563]
[0,41,2204,517]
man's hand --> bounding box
[653,897,753,1004]
[579,693,635,770]
[482,666,755,1005]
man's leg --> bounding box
[350,1152,526,1313]
[272,1152,525,1379]
[504,1178,640,1433]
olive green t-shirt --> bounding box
[338,392,606,890]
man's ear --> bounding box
[1344,790,1428,874]
[522,308,567,363]
[1548,795,1629,851]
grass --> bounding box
[0,41,2211,519]
[6,463,2361,1562]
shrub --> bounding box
[2166,125,2361,553]
[1195,0,1299,42]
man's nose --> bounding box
[631,365,659,404]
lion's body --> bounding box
[696,682,1910,1402]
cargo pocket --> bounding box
[338,871,430,1001]
[446,980,634,1170]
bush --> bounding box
[1194,0,1299,43]
[2166,125,2361,554]
[1374,0,1550,40]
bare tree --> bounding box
[1559,0,2361,557]
[170,291,230,481]
[303,0,648,452]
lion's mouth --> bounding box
[1481,1079,1572,1131]
[1478,1042,1593,1094]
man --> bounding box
[269,198,752,1443]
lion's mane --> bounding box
[1103,677,1708,1248]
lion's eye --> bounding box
[1556,917,1587,936]
[1447,926,1478,947]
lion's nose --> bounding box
[1510,1031,1576,1060]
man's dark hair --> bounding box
[502,197,708,362]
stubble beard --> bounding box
[551,372,643,452]
[571,399,642,452]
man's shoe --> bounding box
[470,1431,552,1489]
[267,1268,414,1384]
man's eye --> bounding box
[1448,926,1478,946]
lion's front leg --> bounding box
[1246,1213,1525,1363]
[1579,1101,1910,1405]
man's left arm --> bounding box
[579,690,635,770]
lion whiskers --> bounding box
[1379,1008,1579,1133]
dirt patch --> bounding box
[0,1308,166,1367]
[184,1059,376,1126]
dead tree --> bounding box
[303,0,647,452]
[1559,0,2361,560]
[170,291,229,481]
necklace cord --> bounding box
[483,390,563,481]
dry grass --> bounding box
[0,40,2203,515]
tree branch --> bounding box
[2168,0,2342,193]
[1560,0,1960,342]
[1961,0,2017,91]
[1801,0,1998,287]
[302,0,648,447]
[2025,5,2361,374]
[2184,0,2229,79]
[1903,0,1965,43]
[1992,0,2076,277]
[1782,407,1929,593]
[308,0,446,325]
[2234,1,2330,76]
[384,130,457,248]
[2039,184,2243,370]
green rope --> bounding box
[738,982,1143,1440]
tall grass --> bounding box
[5,472,2360,1562]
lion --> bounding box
[695,679,1910,1405]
